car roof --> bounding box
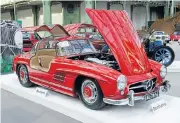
[20,25,50,32]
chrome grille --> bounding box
[129,78,157,93]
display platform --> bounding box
[1,73,180,123]
[167,61,180,72]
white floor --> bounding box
[1,73,180,123]
[167,61,180,72]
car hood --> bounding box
[86,8,151,76]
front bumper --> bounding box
[103,80,171,106]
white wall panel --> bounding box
[1,12,11,20]
[110,4,123,10]
[133,6,146,30]
[96,1,107,9]
[51,4,63,25]
[17,9,33,27]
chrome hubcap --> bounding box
[81,80,98,104]
[155,48,172,65]
[20,66,28,84]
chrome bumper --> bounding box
[103,80,171,106]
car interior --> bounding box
[30,41,57,72]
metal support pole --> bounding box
[123,1,126,10]
[170,0,174,17]
[13,1,17,20]
[42,0,52,25]
[146,3,150,29]
[85,0,95,24]
[164,1,170,17]
[94,0,96,9]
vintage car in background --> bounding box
[170,31,180,41]
[13,9,170,110]
[150,31,170,43]
[19,25,52,52]
[64,23,105,50]
[20,24,70,52]
[142,33,175,67]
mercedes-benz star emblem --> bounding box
[145,80,153,91]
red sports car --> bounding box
[170,31,180,41]
[13,9,170,110]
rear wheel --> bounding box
[18,65,34,87]
[79,79,106,110]
[152,46,175,67]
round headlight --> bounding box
[160,65,167,78]
[117,75,127,90]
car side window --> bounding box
[38,40,56,50]
[34,32,41,40]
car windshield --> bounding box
[154,32,164,35]
[174,31,180,35]
[37,31,53,39]
[56,40,96,56]
[89,33,103,40]
[75,32,103,40]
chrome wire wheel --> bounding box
[81,80,98,104]
[19,66,28,84]
[154,48,172,65]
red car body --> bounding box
[13,9,170,110]
[170,31,180,41]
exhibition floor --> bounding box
[1,73,180,123]
[1,89,81,123]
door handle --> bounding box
[38,58,43,67]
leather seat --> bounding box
[30,49,56,72]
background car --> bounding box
[170,31,180,41]
[142,34,175,67]
[19,25,51,52]
[151,31,170,43]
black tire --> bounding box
[152,46,175,67]
[78,79,106,110]
[17,65,34,87]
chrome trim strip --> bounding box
[129,85,145,89]
[30,80,74,96]
[30,76,73,91]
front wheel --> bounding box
[152,46,175,67]
[79,79,106,110]
[17,65,34,87]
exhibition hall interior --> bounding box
[1,0,180,123]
